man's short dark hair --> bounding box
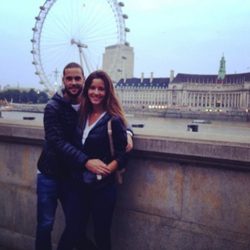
[63,62,84,76]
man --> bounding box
[36,62,133,250]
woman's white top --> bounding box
[82,112,106,145]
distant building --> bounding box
[116,72,169,111]
[115,56,250,113]
[102,44,134,82]
[2,84,11,91]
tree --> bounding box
[0,89,49,104]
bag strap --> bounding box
[107,119,114,157]
[108,118,125,184]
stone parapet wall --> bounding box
[0,122,249,250]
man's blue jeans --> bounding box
[35,173,97,250]
[35,173,59,250]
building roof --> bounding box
[172,72,250,84]
[116,77,169,88]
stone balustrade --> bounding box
[0,121,250,250]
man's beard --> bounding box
[64,85,83,99]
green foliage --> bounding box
[0,89,49,104]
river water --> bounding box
[1,111,249,144]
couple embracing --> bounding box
[36,62,133,250]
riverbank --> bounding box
[1,104,250,121]
[0,103,45,113]
[127,108,250,122]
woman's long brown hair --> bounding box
[78,70,127,128]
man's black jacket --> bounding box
[37,92,89,179]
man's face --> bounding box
[62,67,84,99]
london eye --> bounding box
[31,0,129,93]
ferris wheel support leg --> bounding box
[80,50,92,75]
[78,47,84,70]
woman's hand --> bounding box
[107,160,118,173]
[85,159,111,176]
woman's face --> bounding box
[88,78,106,107]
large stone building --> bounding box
[115,56,250,114]
[116,72,169,112]
[102,44,134,82]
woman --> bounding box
[79,70,128,250]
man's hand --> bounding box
[85,159,111,176]
[126,133,133,152]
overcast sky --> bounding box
[0,0,249,90]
